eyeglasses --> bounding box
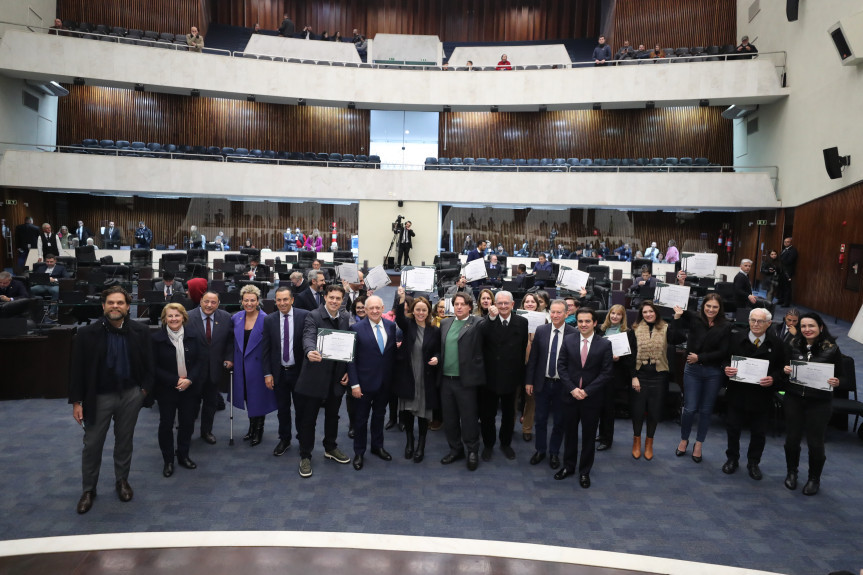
[749,319,770,325]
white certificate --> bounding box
[401,266,436,292]
[443,297,454,316]
[654,282,691,310]
[336,262,359,283]
[730,355,770,384]
[790,360,834,391]
[364,265,391,291]
[316,328,356,362]
[605,332,631,357]
[556,267,590,292]
[515,309,548,334]
[681,252,718,277]
[463,258,488,283]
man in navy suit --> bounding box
[262,286,308,456]
[485,254,504,287]
[186,290,234,444]
[30,254,68,315]
[346,295,400,470]
[466,239,487,289]
[294,269,325,311]
[532,252,553,288]
[555,307,613,488]
[525,299,576,470]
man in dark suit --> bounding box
[0,271,31,318]
[134,221,153,249]
[439,291,486,470]
[396,220,414,270]
[243,257,271,281]
[532,253,553,288]
[480,291,529,461]
[74,220,93,245]
[103,221,122,249]
[629,265,657,307]
[771,308,799,345]
[734,259,772,311]
[70,286,154,514]
[346,295,400,470]
[30,254,68,317]
[186,290,233,444]
[466,239,487,289]
[294,269,326,311]
[555,307,613,488]
[278,14,295,37]
[151,271,186,324]
[294,284,351,478]
[722,307,785,481]
[14,216,39,272]
[262,286,308,456]
[778,237,798,306]
[485,255,504,287]
[525,299,576,469]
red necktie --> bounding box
[205,315,212,343]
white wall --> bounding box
[735,0,863,206]
[0,76,58,155]
[0,0,55,37]
[357,200,439,268]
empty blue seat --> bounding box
[515,159,527,170]
[329,153,342,165]
[303,152,317,165]
[606,158,621,170]
[368,155,381,169]
[649,157,664,171]
[679,157,694,171]
[527,158,540,172]
[488,158,501,171]
[578,158,593,171]
[539,158,553,171]
[315,152,329,162]
[475,158,489,171]
[341,154,355,167]
[425,157,438,170]
[221,147,235,157]
[99,139,114,148]
[463,157,475,168]
[355,154,369,165]
[665,157,680,170]
[450,157,464,171]
[263,150,276,160]
[693,157,709,171]
[501,158,515,171]
[592,158,607,171]
[566,158,579,167]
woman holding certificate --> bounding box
[232,284,277,446]
[782,312,843,496]
[394,287,441,462]
[672,293,731,463]
[595,305,631,451]
[627,300,684,460]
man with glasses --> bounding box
[721,308,785,481]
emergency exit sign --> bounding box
[756,219,767,225]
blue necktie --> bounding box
[547,328,559,378]
[375,323,385,353]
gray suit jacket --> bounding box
[154,280,186,296]
[185,307,234,386]
[439,314,486,387]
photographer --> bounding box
[395,218,414,270]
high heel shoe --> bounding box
[675,440,688,457]
[691,441,703,463]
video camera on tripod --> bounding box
[392,215,405,234]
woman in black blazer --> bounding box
[394,287,441,462]
[152,303,204,478]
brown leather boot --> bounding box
[644,437,654,461]
[632,436,642,459]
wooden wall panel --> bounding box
[440,108,732,164]
[791,182,863,322]
[608,0,737,52]
[57,0,209,35]
[57,86,370,154]
[213,0,601,42]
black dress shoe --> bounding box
[554,467,574,480]
[115,479,133,502]
[523,432,533,442]
[579,474,591,488]
[549,454,561,470]
[348,427,356,439]
[76,491,95,514]
[352,454,364,470]
[802,479,820,496]
[747,463,763,481]
[501,445,516,460]
[163,462,174,477]
[273,439,291,456]
[385,419,397,430]
[596,442,611,451]
[201,432,217,445]
[467,451,478,471]
[530,452,546,465]
[177,455,197,470]
[481,446,493,462]
[785,471,799,490]
[371,447,392,461]
[722,459,739,474]
[398,422,406,432]
[441,451,465,464]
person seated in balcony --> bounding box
[495,244,509,257]
[466,60,475,70]
[186,26,204,53]
[283,227,297,251]
[304,228,323,252]
[333,32,342,43]
[85,238,98,250]
[635,44,651,60]
[649,44,665,59]
[593,36,612,66]
[496,54,512,70]
[614,243,632,261]
[734,35,758,59]
[321,30,330,41]
[352,29,362,43]
[615,40,634,60]
[301,25,318,40]
[213,234,228,251]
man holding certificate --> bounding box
[347,295,400,470]
[722,308,785,481]
[294,284,353,478]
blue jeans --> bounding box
[680,364,724,443]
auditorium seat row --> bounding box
[54,22,192,49]
[63,140,381,167]
[424,157,723,172]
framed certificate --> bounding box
[463,258,488,283]
[730,355,769,384]
[790,360,834,391]
[681,252,718,277]
[401,266,436,292]
[654,282,691,310]
[557,267,590,292]
[364,265,391,291]
[316,328,357,362]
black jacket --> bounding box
[784,338,843,400]
[151,327,206,398]
[394,303,441,407]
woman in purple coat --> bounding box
[232,284,276,446]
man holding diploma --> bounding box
[722,308,785,481]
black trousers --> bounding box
[157,385,201,463]
[295,388,342,459]
[631,368,667,438]
[397,243,411,267]
[562,399,601,476]
[198,373,222,436]
[597,378,617,444]
[274,366,300,442]
[784,393,832,480]
[478,387,516,448]
[440,375,480,454]
[725,385,772,463]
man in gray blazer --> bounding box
[439,291,486,470]
[186,290,234,444]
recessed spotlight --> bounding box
[646,101,655,109]
[134,83,144,92]
[592,103,601,110]
[191,89,200,98]
[247,94,256,102]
